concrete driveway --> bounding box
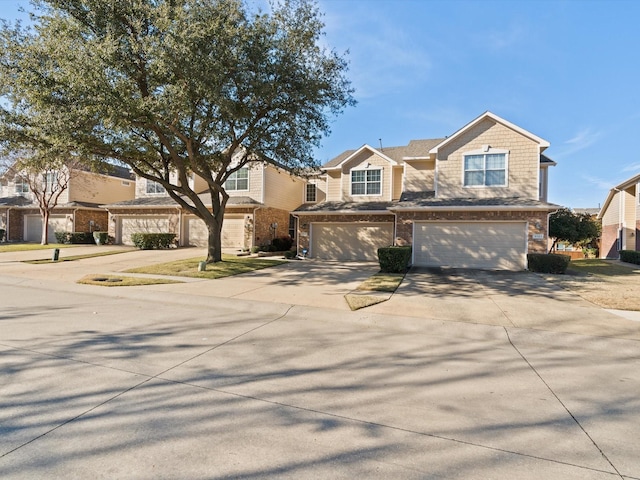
[2,249,640,478]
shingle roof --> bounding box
[103,194,261,208]
[295,201,395,212]
[0,196,31,207]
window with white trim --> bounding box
[464,153,506,187]
[351,169,381,196]
[15,177,29,194]
[44,172,58,191]
[146,180,165,194]
[305,183,317,202]
[225,168,249,191]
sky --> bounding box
[2,0,640,209]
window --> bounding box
[288,214,296,239]
[464,153,506,187]
[225,168,249,191]
[146,180,165,194]
[15,178,29,194]
[44,172,58,191]
[351,169,381,196]
[305,183,317,202]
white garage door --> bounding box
[186,216,245,248]
[119,217,169,245]
[24,215,69,243]
[311,223,394,261]
[413,222,527,270]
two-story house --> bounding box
[598,174,640,258]
[294,111,559,270]
[103,161,306,249]
[0,163,135,242]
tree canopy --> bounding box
[548,208,601,253]
[0,0,355,260]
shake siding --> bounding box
[601,192,620,226]
[70,171,135,204]
[436,119,540,200]
[340,151,392,202]
[404,160,435,191]
[392,166,403,200]
[228,163,263,202]
[263,166,305,210]
[326,171,342,201]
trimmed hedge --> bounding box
[130,233,176,250]
[378,246,412,273]
[620,250,640,265]
[93,231,109,245]
[54,231,94,244]
[0,228,5,242]
[271,235,293,251]
[527,253,571,274]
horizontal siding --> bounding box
[263,166,305,210]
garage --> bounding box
[413,221,527,270]
[119,216,170,245]
[311,222,394,261]
[185,216,245,248]
[24,215,69,243]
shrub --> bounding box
[93,231,109,245]
[0,228,5,242]
[283,250,296,259]
[250,246,260,254]
[378,246,412,273]
[55,231,94,244]
[271,235,293,251]
[620,250,640,265]
[130,233,176,250]
[527,253,571,274]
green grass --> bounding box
[344,294,389,311]
[0,243,77,253]
[125,254,287,279]
[78,274,182,287]
[567,259,640,277]
[357,272,405,292]
[24,249,134,264]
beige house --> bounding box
[294,111,559,270]
[0,164,135,242]
[103,161,306,249]
[598,174,640,258]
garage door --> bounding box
[119,217,169,245]
[311,223,394,261]
[24,215,69,243]
[413,222,527,270]
[186,216,245,248]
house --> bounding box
[0,163,135,242]
[293,111,559,270]
[598,174,640,258]
[103,161,306,249]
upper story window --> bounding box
[15,177,29,194]
[351,169,381,196]
[305,183,317,202]
[225,168,249,191]
[146,180,165,194]
[464,153,507,187]
[44,172,58,191]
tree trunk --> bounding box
[206,216,223,263]
[41,210,50,245]
[548,238,558,254]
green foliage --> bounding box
[0,229,5,242]
[0,0,354,262]
[527,253,571,274]
[271,236,293,251]
[54,231,94,244]
[93,231,109,245]
[549,208,601,252]
[283,250,296,259]
[377,246,412,273]
[130,233,176,250]
[619,250,640,265]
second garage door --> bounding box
[311,223,394,261]
[119,217,170,245]
[186,216,245,248]
[413,221,527,270]
[24,215,69,243]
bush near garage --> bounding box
[130,233,176,250]
[527,253,571,274]
[0,228,5,242]
[378,246,412,273]
[619,250,640,265]
[271,235,293,252]
[93,231,109,245]
[54,231,95,244]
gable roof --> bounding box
[429,111,550,155]
[322,144,399,170]
[598,172,640,218]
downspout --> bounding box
[176,207,182,246]
[252,206,261,248]
[618,188,624,254]
[73,207,80,232]
[6,207,12,242]
[291,213,300,256]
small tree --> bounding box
[548,208,601,253]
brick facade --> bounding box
[255,207,293,247]
[1,207,107,242]
[601,224,620,259]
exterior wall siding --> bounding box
[326,171,342,201]
[340,150,393,202]
[392,166,403,201]
[404,160,435,192]
[263,166,306,211]
[436,119,540,200]
[70,171,135,204]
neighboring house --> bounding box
[293,111,560,270]
[103,161,306,249]
[598,174,640,258]
[0,164,135,242]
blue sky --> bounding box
[3,0,640,208]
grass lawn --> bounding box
[78,274,182,287]
[25,249,134,264]
[357,272,405,292]
[125,254,287,279]
[547,259,640,311]
[0,243,77,253]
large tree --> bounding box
[0,0,354,262]
[549,208,601,253]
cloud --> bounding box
[622,162,640,173]
[580,174,615,191]
[553,128,603,159]
[480,23,527,51]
